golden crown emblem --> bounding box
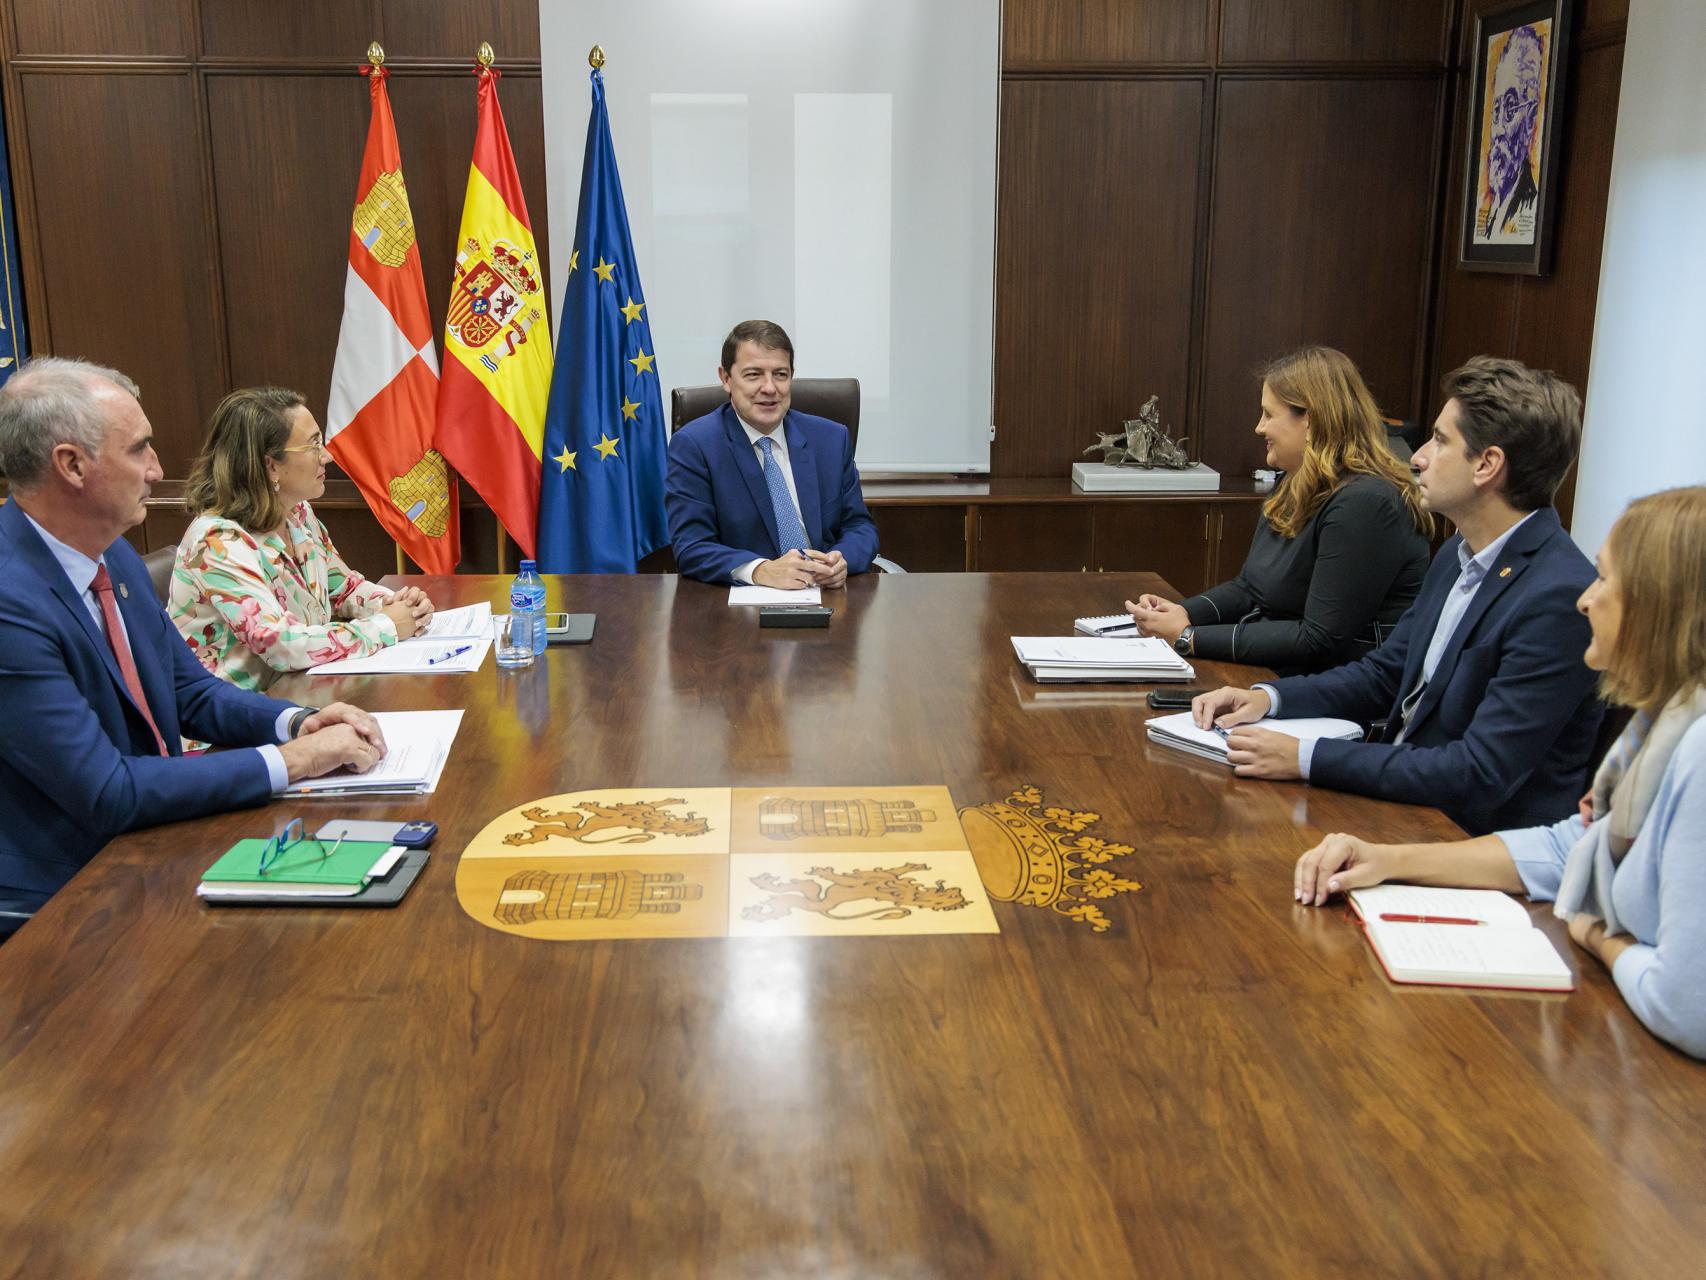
[488,241,540,296]
[959,785,1141,933]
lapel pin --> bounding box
[1498,567,1511,578]
[118,582,130,599]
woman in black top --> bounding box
[1127,346,1432,677]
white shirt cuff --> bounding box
[274,707,302,743]
[734,559,762,585]
[259,745,288,794]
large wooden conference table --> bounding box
[2,572,1703,1277]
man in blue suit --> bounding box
[665,320,879,588]
[0,358,386,934]
[1194,356,1602,836]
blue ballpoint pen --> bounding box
[426,644,474,666]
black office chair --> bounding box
[665,378,901,573]
[669,378,861,450]
[142,546,177,605]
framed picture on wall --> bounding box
[1458,0,1573,274]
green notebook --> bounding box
[201,838,396,896]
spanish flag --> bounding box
[433,61,552,558]
[327,61,459,573]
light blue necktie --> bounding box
[758,436,810,555]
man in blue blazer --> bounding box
[665,320,879,588]
[0,358,386,933]
[1194,357,1602,836]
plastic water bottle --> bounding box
[510,559,547,656]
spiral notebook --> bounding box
[1075,613,1140,637]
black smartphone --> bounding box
[1147,688,1209,710]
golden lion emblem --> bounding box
[741,863,968,922]
[501,799,711,847]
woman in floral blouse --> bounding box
[170,387,435,692]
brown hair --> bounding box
[182,386,307,532]
[1258,346,1431,540]
[1599,486,1706,715]
[720,320,794,373]
[1440,356,1581,511]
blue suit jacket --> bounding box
[1269,506,1603,835]
[0,500,295,912]
[664,404,880,585]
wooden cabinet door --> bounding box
[973,505,1095,572]
[1091,502,1212,596]
[1211,501,1263,583]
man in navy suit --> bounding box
[665,320,879,588]
[1194,356,1602,836]
[0,358,387,934]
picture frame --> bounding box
[1457,0,1573,275]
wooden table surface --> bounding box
[2,573,1703,1278]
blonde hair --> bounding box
[1600,486,1706,715]
[182,387,306,532]
[1258,347,1432,541]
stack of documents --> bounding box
[1145,710,1362,763]
[283,709,463,796]
[310,602,493,675]
[1011,636,1195,683]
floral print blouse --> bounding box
[169,501,397,693]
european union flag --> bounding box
[536,68,666,572]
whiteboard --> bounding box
[539,0,998,473]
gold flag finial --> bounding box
[589,45,606,70]
[367,41,385,67]
[476,41,495,68]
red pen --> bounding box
[1379,913,1483,926]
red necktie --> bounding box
[90,563,168,757]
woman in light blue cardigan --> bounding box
[1291,485,1706,1058]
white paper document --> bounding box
[1144,711,1363,763]
[308,601,496,675]
[729,585,823,606]
[419,601,492,640]
[309,635,492,675]
[1011,635,1195,683]
[284,710,463,796]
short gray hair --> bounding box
[0,356,142,489]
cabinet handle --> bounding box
[1217,511,1225,544]
[1202,511,1210,541]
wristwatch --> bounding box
[287,707,318,739]
[1174,626,1195,657]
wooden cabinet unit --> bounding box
[863,478,1270,595]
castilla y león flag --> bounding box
[433,61,552,558]
[327,62,459,573]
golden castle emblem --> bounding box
[958,785,1141,933]
[756,797,935,839]
[352,170,415,268]
[495,868,703,925]
[387,449,452,537]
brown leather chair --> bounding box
[142,546,177,605]
[669,378,860,450]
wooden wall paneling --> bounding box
[871,505,968,573]
[207,74,369,418]
[9,0,192,58]
[199,2,379,61]
[385,71,550,344]
[1002,0,1210,68]
[1199,76,1442,479]
[1091,500,1212,595]
[1218,0,1453,66]
[974,505,1094,572]
[15,71,226,478]
[379,0,542,62]
[993,79,1204,479]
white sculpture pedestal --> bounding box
[1070,462,1221,493]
